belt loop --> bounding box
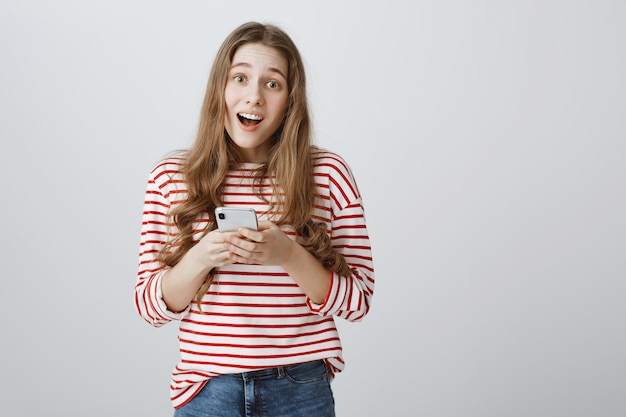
[277,366,285,379]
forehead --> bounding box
[230,43,288,78]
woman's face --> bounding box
[224,42,289,163]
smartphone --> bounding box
[214,207,258,232]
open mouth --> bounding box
[238,112,263,127]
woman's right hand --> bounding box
[189,229,240,270]
[161,229,238,312]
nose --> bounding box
[244,84,263,106]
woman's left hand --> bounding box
[223,221,295,266]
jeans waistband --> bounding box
[231,360,323,380]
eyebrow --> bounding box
[230,62,287,80]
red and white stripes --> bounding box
[134,150,374,408]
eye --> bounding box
[267,81,280,89]
[234,75,245,83]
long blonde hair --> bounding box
[158,22,351,310]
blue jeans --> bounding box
[173,360,335,417]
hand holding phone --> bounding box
[214,207,258,232]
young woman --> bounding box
[134,21,375,417]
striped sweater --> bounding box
[134,149,375,408]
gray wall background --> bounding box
[1,1,624,416]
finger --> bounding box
[255,221,274,231]
[228,249,257,265]
[224,240,252,258]
[205,229,236,244]
[235,228,264,245]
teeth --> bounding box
[239,112,263,121]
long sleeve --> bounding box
[306,151,375,321]
[134,158,188,327]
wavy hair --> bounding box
[158,22,351,310]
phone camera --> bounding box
[218,212,226,220]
